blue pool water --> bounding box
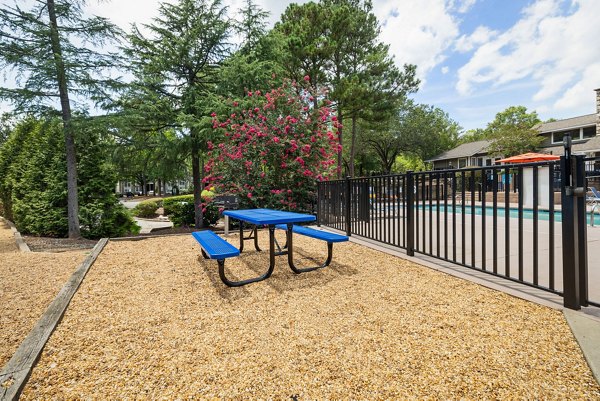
[417,204,596,225]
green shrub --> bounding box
[163,195,219,227]
[0,117,139,238]
[132,199,159,218]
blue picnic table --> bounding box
[194,208,346,286]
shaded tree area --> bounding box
[0,117,138,238]
[0,0,124,238]
[359,101,461,174]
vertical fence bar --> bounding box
[452,171,457,262]
[470,172,475,267]
[533,165,539,285]
[481,170,487,270]
[429,173,433,255]
[415,174,420,251]
[406,171,415,256]
[461,170,466,264]
[518,166,524,281]
[436,173,440,257]
[422,174,426,253]
[345,176,351,237]
[444,172,449,260]
[493,168,498,274]
[316,182,321,227]
[548,164,555,291]
[504,166,511,277]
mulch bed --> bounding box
[20,231,600,399]
[22,236,98,252]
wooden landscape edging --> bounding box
[0,217,30,252]
[0,238,109,401]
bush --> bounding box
[0,117,139,238]
[163,195,219,227]
[132,199,159,218]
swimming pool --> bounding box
[417,204,596,225]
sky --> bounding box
[3,0,600,131]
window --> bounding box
[583,126,596,139]
[458,158,467,168]
[552,129,579,144]
[552,126,596,143]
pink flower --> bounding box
[247,192,253,198]
[273,136,280,143]
[304,75,310,82]
[247,91,253,97]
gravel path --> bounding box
[21,232,600,399]
[0,220,88,367]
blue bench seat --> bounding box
[275,224,349,243]
[192,230,240,259]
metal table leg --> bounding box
[286,223,334,273]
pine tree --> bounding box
[123,0,232,228]
[0,0,123,238]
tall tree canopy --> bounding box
[275,0,419,177]
[123,0,232,227]
[0,0,123,238]
[485,106,542,157]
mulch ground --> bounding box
[0,220,88,367]
[19,231,600,399]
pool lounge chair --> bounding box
[587,187,600,205]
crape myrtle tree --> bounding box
[123,0,232,228]
[275,0,419,177]
[0,0,123,238]
[205,79,340,210]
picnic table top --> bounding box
[223,208,316,225]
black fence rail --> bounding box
[317,153,594,310]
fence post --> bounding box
[574,155,589,306]
[345,176,351,237]
[316,182,321,227]
[406,171,415,256]
[561,135,584,310]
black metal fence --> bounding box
[317,153,595,310]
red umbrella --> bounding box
[496,152,559,164]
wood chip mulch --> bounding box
[0,221,88,367]
[17,231,600,399]
[22,235,97,252]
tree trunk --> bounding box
[47,0,81,239]
[349,116,357,177]
[191,133,204,228]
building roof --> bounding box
[536,114,597,133]
[427,140,492,162]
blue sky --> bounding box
[3,0,599,131]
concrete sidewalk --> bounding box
[134,217,173,234]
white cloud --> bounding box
[454,0,478,14]
[441,66,449,74]
[456,0,600,115]
[454,26,498,53]
[375,0,460,81]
